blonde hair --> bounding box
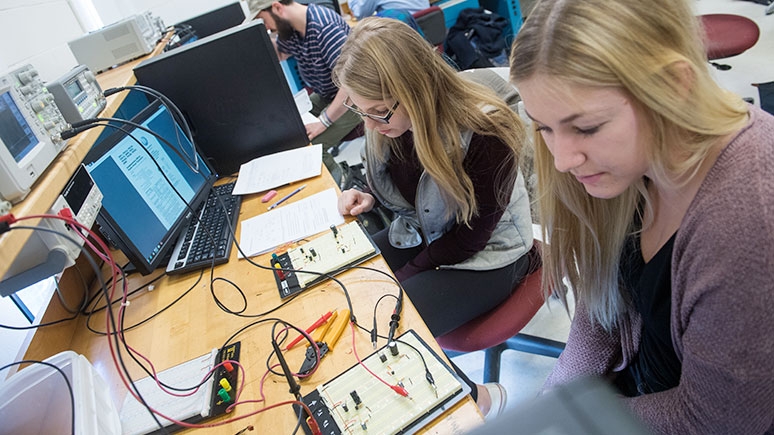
[333,17,527,225]
[509,0,749,329]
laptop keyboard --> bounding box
[166,182,242,274]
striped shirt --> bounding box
[276,4,350,100]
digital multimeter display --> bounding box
[65,80,83,100]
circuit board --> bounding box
[297,330,470,435]
[119,342,241,435]
[271,221,379,298]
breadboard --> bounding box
[272,221,379,298]
[119,342,241,435]
[297,330,469,435]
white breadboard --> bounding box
[289,221,377,288]
[300,330,469,435]
[119,349,217,435]
[272,221,380,298]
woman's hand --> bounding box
[306,121,326,140]
[338,189,375,216]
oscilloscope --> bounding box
[0,64,69,203]
[46,64,106,124]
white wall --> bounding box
[117,0,244,26]
[0,1,84,81]
[0,0,242,81]
[90,0,242,29]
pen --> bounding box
[285,310,334,350]
[268,184,307,210]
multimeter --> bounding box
[46,64,106,124]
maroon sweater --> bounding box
[544,106,774,434]
[387,132,515,277]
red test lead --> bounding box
[285,310,334,350]
[0,213,17,235]
[0,213,17,225]
[390,384,410,397]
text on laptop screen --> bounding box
[84,102,214,273]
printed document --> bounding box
[232,144,322,195]
[238,188,344,257]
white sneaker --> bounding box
[483,382,508,422]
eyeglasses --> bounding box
[343,96,400,124]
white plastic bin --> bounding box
[0,350,121,435]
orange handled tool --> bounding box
[322,308,350,352]
[285,310,334,351]
[312,311,338,342]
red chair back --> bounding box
[700,14,760,60]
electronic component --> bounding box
[46,65,106,124]
[388,341,400,356]
[294,330,471,435]
[350,390,363,408]
[119,342,241,435]
[68,13,161,74]
[0,165,102,297]
[0,64,69,203]
[271,221,380,298]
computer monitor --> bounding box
[175,2,246,40]
[133,20,309,176]
[82,100,216,275]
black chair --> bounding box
[753,82,774,115]
[413,6,447,52]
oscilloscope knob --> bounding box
[17,70,35,84]
[31,99,46,113]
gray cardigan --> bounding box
[363,127,533,271]
[544,106,774,434]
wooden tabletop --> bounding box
[60,169,483,434]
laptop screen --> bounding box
[83,101,215,274]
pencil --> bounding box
[268,184,307,210]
